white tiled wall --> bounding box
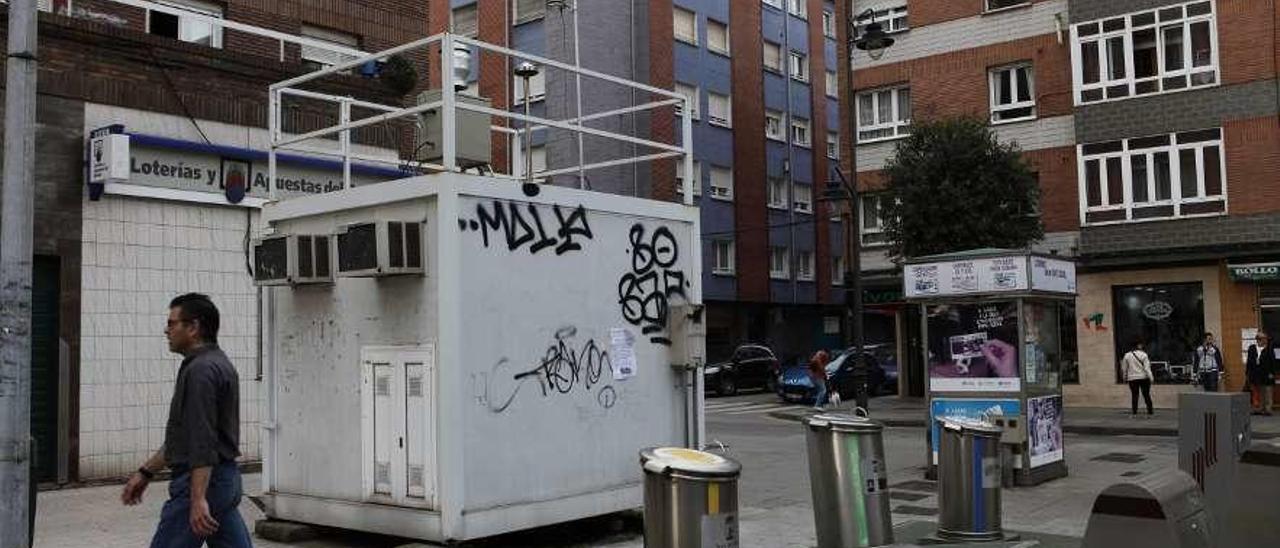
[79,194,262,479]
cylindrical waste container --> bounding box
[935,416,1005,542]
[640,447,742,548]
[804,413,893,548]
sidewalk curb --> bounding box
[766,410,1280,439]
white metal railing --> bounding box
[266,33,695,205]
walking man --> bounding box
[121,293,254,547]
[1194,332,1224,392]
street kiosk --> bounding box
[905,249,1075,486]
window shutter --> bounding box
[453,5,478,37]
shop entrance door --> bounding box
[1263,307,1280,341]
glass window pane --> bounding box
[1154,152,1172,200]
[1190,21,1212,68]
[1111,283,1205,385]
[1163,25,1185,71]
[998,69,1013,105]
[877,90,893,123]
[897,88,911,121]
[182,18,215,46]
[1134,28,1158,78]
[1179,148,1199,199]
[1086,159,1102,207]
[858,94,874,127]
[1016,67,1032,102]
[1082,41,1101,84]
[1107,37,1127,79]
[1131,155,1149,203]
[1203,146,1222,196]
[1106,157,1124,205]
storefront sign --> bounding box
[863,288,904,305]
[1027,395,1064,468]
[905,257,1029,298]
[929,398,1021,464]
[88,132,130,184]
[1228,262,1280,282]
[1031,257,1076,294]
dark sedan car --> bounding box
[704,344,780,397]
[777,349,889,404]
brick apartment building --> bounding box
[847,0,1280,408]
[445,0,851,367]
[5,0,428,483]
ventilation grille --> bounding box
[297,235,314,278]
[253,237,288,281]
[407,374,424,398]
[408,465,425,490]
[338,223,378,273]
[374,461,391,494]
[374,373,392,397]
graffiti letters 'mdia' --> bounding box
[458,200,593,255]
[618,224,688,346]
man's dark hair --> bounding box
[1204,332,1214,340]
[1133,337,1145,348]
[170,293,219,344]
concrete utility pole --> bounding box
[0,0,39,545]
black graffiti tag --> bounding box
[618,224,687,346]
[458,200,593,255]
[485,326,616,413]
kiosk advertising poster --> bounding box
[1028,395,1064,468]
[927,301,1021,392]
[929,398,1021,464]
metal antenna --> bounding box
[514,62,541,196]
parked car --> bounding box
[704,344,780,397]
[777,348,889,404]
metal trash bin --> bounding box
[804,412,893,548]
[1082,468,1211,548]
[935,416,1009,542]
[640,447,742,548]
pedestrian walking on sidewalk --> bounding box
[809,350,830,410]
[1121,338,1155,417]
[1194,332,1224,392]
[1248,331,1277,416]
[120,293,254,548]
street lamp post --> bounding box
[825,8,893,411]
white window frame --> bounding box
[857,86,911,143]
[770,246,791,279]
[860,194,889,246]
[709,166,734,200]
[791,117,811,147]
[794,185,813,213]
[675,82,700,120]
[767,176,788,209]
[986,0,1031,13]
[712,240,736,275]
[513,0,546,24]
[708,92,733,128]
[856,6,909,35]
[827,131,840,159]
[825,70,839,98]
[765,110,786,141]
[763,0,782,9]
[763,41,783,73]
[676,160,703,197]
[822,11,836,38]
[789,51,809,82]
[1077,128,1227,226]
[674,7,699,46]
[300,25,360,71]
[146,0,224,49]
[832,255,846,285]
[707,19,731,56]
[1070,1,1219,106]
[513,69,546,104]
[788,0,807,19]
[797,250,815,281]
[990,63,1037,124]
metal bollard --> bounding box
[804,411,893,548]
[640,447,742,548]
[934,416,1010,542]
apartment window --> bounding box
[35,1,71,14]
[712,240,736,275]
[676,160,703,196]
[827,131,840,159]
[986,0,1030,11]
[763,0,782,8]
[826,71,839,98]
[861,194,889,245]
[1079,128,1226,225]
[147,0,223,48]
[767,176,788,209]
[788,0,807,19]
[453,4,478,37]
[763,41,783,72]
[990,64,1036,123]
[797,250,815,281]
[822,11,836,38]
[789,51,809,82]
[791,118,811,147]
[708,92,732,128]
[513,69,546,104]
[1072,1,1217,105]
[300,26,360,72]
[770,247,791,279]
[832,256,846,285]
[857,86,911,142]
[709,166,734,200]
[857,6,909,35]
[794,185,813,213]
[765,110,785,141]
[675,82,700,120]
[708,19,731,56]
[674,7,698,45]
[513,0,546,24]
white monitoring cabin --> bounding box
[256,174,705,542]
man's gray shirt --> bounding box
[164,345,240,469]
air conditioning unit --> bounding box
[336,220,426,277]
[252,234,333,286]
[415,89,492,170]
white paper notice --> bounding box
[610,328,637,381]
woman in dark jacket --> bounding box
[1248,332,1277,415]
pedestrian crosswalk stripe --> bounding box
[704,401,770,411]
[724,404,793,415]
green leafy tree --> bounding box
[880,117,1043,260]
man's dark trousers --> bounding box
[150,461,253,548]
[1201,372,1220,392]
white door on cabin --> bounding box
[362,346,437,508]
